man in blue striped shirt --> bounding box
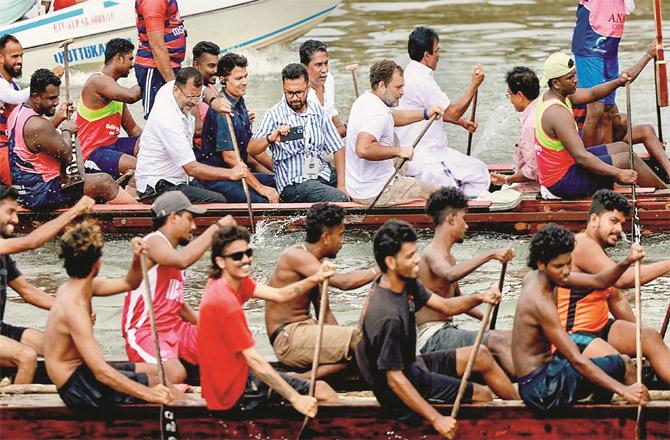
[248,64,347,203]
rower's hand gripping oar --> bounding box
[58,38,85,191]
[361,113,440,219]
[346,64,361,98]
[140,252,180,440]
[224,113,255,233]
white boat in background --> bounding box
[0,0,341,75]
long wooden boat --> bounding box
[15,187,670,236]
[1,392,669,439]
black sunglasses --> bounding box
[222,248,254,261]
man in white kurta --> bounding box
[396,27,490,197]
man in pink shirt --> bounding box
[490,67,540,193]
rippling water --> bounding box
[6,0,670,358]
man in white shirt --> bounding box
[396,27,490,197]
[135,67,245,204]
[299,40,346,137]
[345,59,443,207]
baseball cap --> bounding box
[540,52,576,86]
[151,191,207,218]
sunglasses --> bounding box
[222,248,254,261]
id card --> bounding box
[303,155,321,179]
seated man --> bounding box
[417,187,515,376]
[199,224,337,414]
[512,224,648,412]
[357,220,517,438]
[8,69,134,210]
[489,66,540,193]
[535,52,667,199]
[300,39,346,137]
[76,38,142,179]
[345,59,442,207]
[558,189,670,384]
[134,67,244,204]
[0,187,93,384]
[44,221,170,409]
[192,44,278,203]
[266,203,377,378]
[248,63,348,203]
[123,191,235,384]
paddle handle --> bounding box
[661,302,670,339]
[465,91,478,156]
[307,278,329,396]
[451,302,494,419]
[489,262,507,331]
[346,65,361,98]
[225,113,255,233]
[140,253,167,387]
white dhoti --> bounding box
[405,148,491,197]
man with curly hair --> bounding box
[416,187,516,376]
[265,202,377,378]
[557,189,670,384]
[199,225,337,414]
[513,224,648,412]
[44,221,172,410]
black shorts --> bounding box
[0,322,27,342]
[58,362,148,410]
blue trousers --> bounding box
[199,174,276,203]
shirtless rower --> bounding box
[557,189,670,384]
[0,187,93,384]
[535,52,667,199]
[265,203,377,378]
[8,69,135,211]
[44,221,170,409]
[513,224,648,412]
[416,187,515,376]
[122,191,235,384]
[76,38,142,179]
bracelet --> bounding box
[61,129,72,135]
[266,133,273,144]
[423,108,429,120]
[208,95,219,106]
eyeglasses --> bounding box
[222,248,254,261]
[284,89,307,98]
[177,85,202,103]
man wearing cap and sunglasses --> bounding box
[535,51,668,199]
[122,191,235,384]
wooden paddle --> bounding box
[224,113,255,233]
[345,64,361,98]
[488,261,507,331]
[297,278,330,439]
[465,91,478,156]
[363,113,439,218]
[58,38,85,191]
[140,253,180,440]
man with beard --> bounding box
[134,67,244,203]
[248,63,347,203]
[416,187,516,376]
[535,52,667,199]
[75,38,142,179]
[513,224,648,412]
[266,203,377,378]
[557,189,670,384]
[0,186,93,383]
[299,39,346,137]
[192,44,278,203]
[345,59,443,207]
[357,220,516,439]
[8,69,135,210]
[122,191,235,384]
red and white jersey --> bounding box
[122,231,185,348]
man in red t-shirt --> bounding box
[51,0,88,11]
[198,225,337,414]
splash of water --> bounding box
[472,95,518,162]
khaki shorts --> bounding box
[353,175,437,207]
[272,319,356,368]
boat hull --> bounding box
[0,0,341,75]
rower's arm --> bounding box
[607,288,636,322]
[95,77,141,104]
[251,152,274,173]
[91,238,145,296]
[145,30,175,83]
[253,272,325,303]
[615,260,670,289]
[426,250,494,283]
[426,291,483,317]
[0,196,92,255]
[386,369,445,426]
[179,303,198,324]
[182,160,242,182]
[390,109,425,127]
[355,132,401,161]
[291,251,376,291]
[571,78,623,106]
[222,151,266,193]
[23,117,72,164]
[243,346,303,403]
[121,104,142,138]
[8,276,54,310]
[568,244,642,290]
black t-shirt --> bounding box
[0,254,22,324]
[358,277,432,406]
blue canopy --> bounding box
[0,0,38,26]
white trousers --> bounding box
[405,149,491,197]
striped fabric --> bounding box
[0,81,20,148]
[135,0,186,69]
[254,99,342,193]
